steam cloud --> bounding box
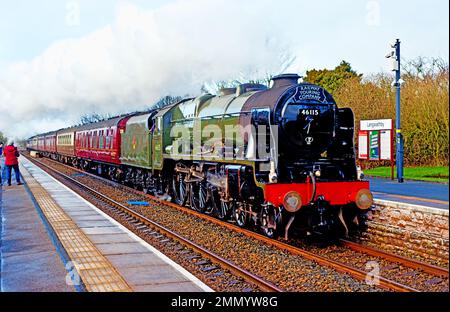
[0,0,296,139]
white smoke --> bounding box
[0,0,297,139]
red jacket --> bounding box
[3,145,19,166]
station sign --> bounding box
[358,119,394,178]
[360,119,392,131]
[358,119,393,161]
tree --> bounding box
[79,113,112,125]
[0,131,7,144]
[149,95,184,110]
[402,56,448,80]
[304,61,362,94]
[15,138,27,149]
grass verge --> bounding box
[364,166,449,183]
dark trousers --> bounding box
[6,164,21,185]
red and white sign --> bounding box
[380,130,392,160]
[358,130,368,159]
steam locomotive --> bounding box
[27,74,373,239]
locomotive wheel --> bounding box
[260,206,280,238]
[343,205,369,237]
[190,181,208,213]
[262,227,275,238]
[172,173,187,206]
[216,200,233,220]
[233,202,248,228]
[261,209,275,238]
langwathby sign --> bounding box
[358,118,395,179]
[358,119,393,161]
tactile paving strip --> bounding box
[20,164,133,292]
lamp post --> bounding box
[386,39,404,183]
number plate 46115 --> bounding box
[300,109,319,116]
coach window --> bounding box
[110,130,114,149]
[105,130,110,149]
[99,130,104,149]
[94,132,97,148]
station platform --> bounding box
[1,157,213,292]
[369,177,449,210]
[0,184,74,292]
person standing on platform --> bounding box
[0,142,4,185]
[3,139,23,186]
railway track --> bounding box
[339,239,448,277]
[25,154,449,292]
[25,156,281,292]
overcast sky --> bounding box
[0,0,448,139]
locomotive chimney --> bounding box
[270,73,301,88]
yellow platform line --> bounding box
[20,164,133,292]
